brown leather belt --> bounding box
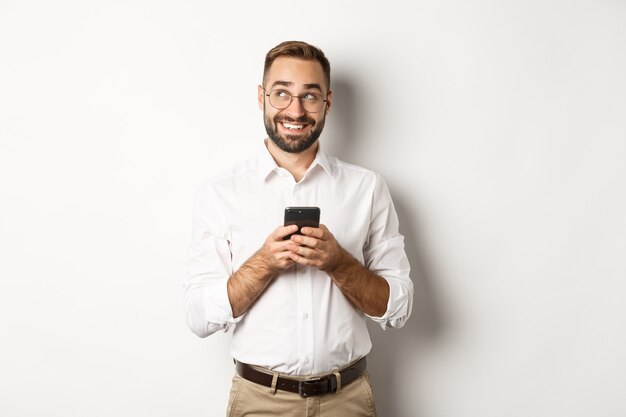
[235,357,367,398]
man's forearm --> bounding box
[227,251,278,318]
[227,224,299,318]
[327,247,390,317]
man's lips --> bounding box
[282,122,305,131]
[278,120,312,132]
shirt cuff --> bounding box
[185,276,243,338]
[365,276,412,330]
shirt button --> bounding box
[304,357,309,364]
[303,312,309,319]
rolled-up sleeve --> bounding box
[183,182,242,338]
[363,175,414,330]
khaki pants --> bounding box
[226,371,378,417]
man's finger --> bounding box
[291,234,319,248]
[300,226,325,239]
[275,251,295,261]
[271,238,300,253]
[273,225,299,240]
[291,245,317,259]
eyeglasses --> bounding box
[263,88,328,113]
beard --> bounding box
[264,109,326,154]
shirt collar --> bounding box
[257,139,333,182]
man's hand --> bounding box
[288,224,390,317]
[287,224,344,271]
[227,224,298,317]
[259,224,300,272]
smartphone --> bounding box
[283,207,320,239]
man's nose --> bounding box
[284,96,306,118]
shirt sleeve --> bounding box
[363,174,414,330]
[183,182,242,338]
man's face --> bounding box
[258,57,332,154]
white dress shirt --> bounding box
[184,139,413,376]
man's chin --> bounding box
[269,134,318,154]
[264,114,325,154]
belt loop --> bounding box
[269,372,279,396]
[333,371,342,394]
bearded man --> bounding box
[184,40,413,417]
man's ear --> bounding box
[258,85,264,110]
[325,90,332,114]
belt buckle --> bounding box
[298,378,327,398]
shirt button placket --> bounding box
[292,182,299,203]
[293,180,314,373]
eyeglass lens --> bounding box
[268,90,324,113]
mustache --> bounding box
[275,115,315,125]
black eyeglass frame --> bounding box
[262,87,328,113]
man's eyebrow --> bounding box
[271,80,293,88]
[303,83,323,92]
[269,81,323,92]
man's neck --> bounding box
[266,139,319,183]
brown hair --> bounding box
[263,41,331,90]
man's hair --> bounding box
[263,41,331,90]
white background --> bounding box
[1,1,625,416]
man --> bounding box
[185,41,413,416]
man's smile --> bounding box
[276,117,314,135]
[281,122,305,131]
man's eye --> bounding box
[302,93,320,101]
[274,90,290,98]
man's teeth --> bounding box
[283,123,304,130]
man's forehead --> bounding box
[265,57,326,88]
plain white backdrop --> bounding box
[1,1,625,416]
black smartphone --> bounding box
[283,206,320,240]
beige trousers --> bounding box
[226,371,378,417]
